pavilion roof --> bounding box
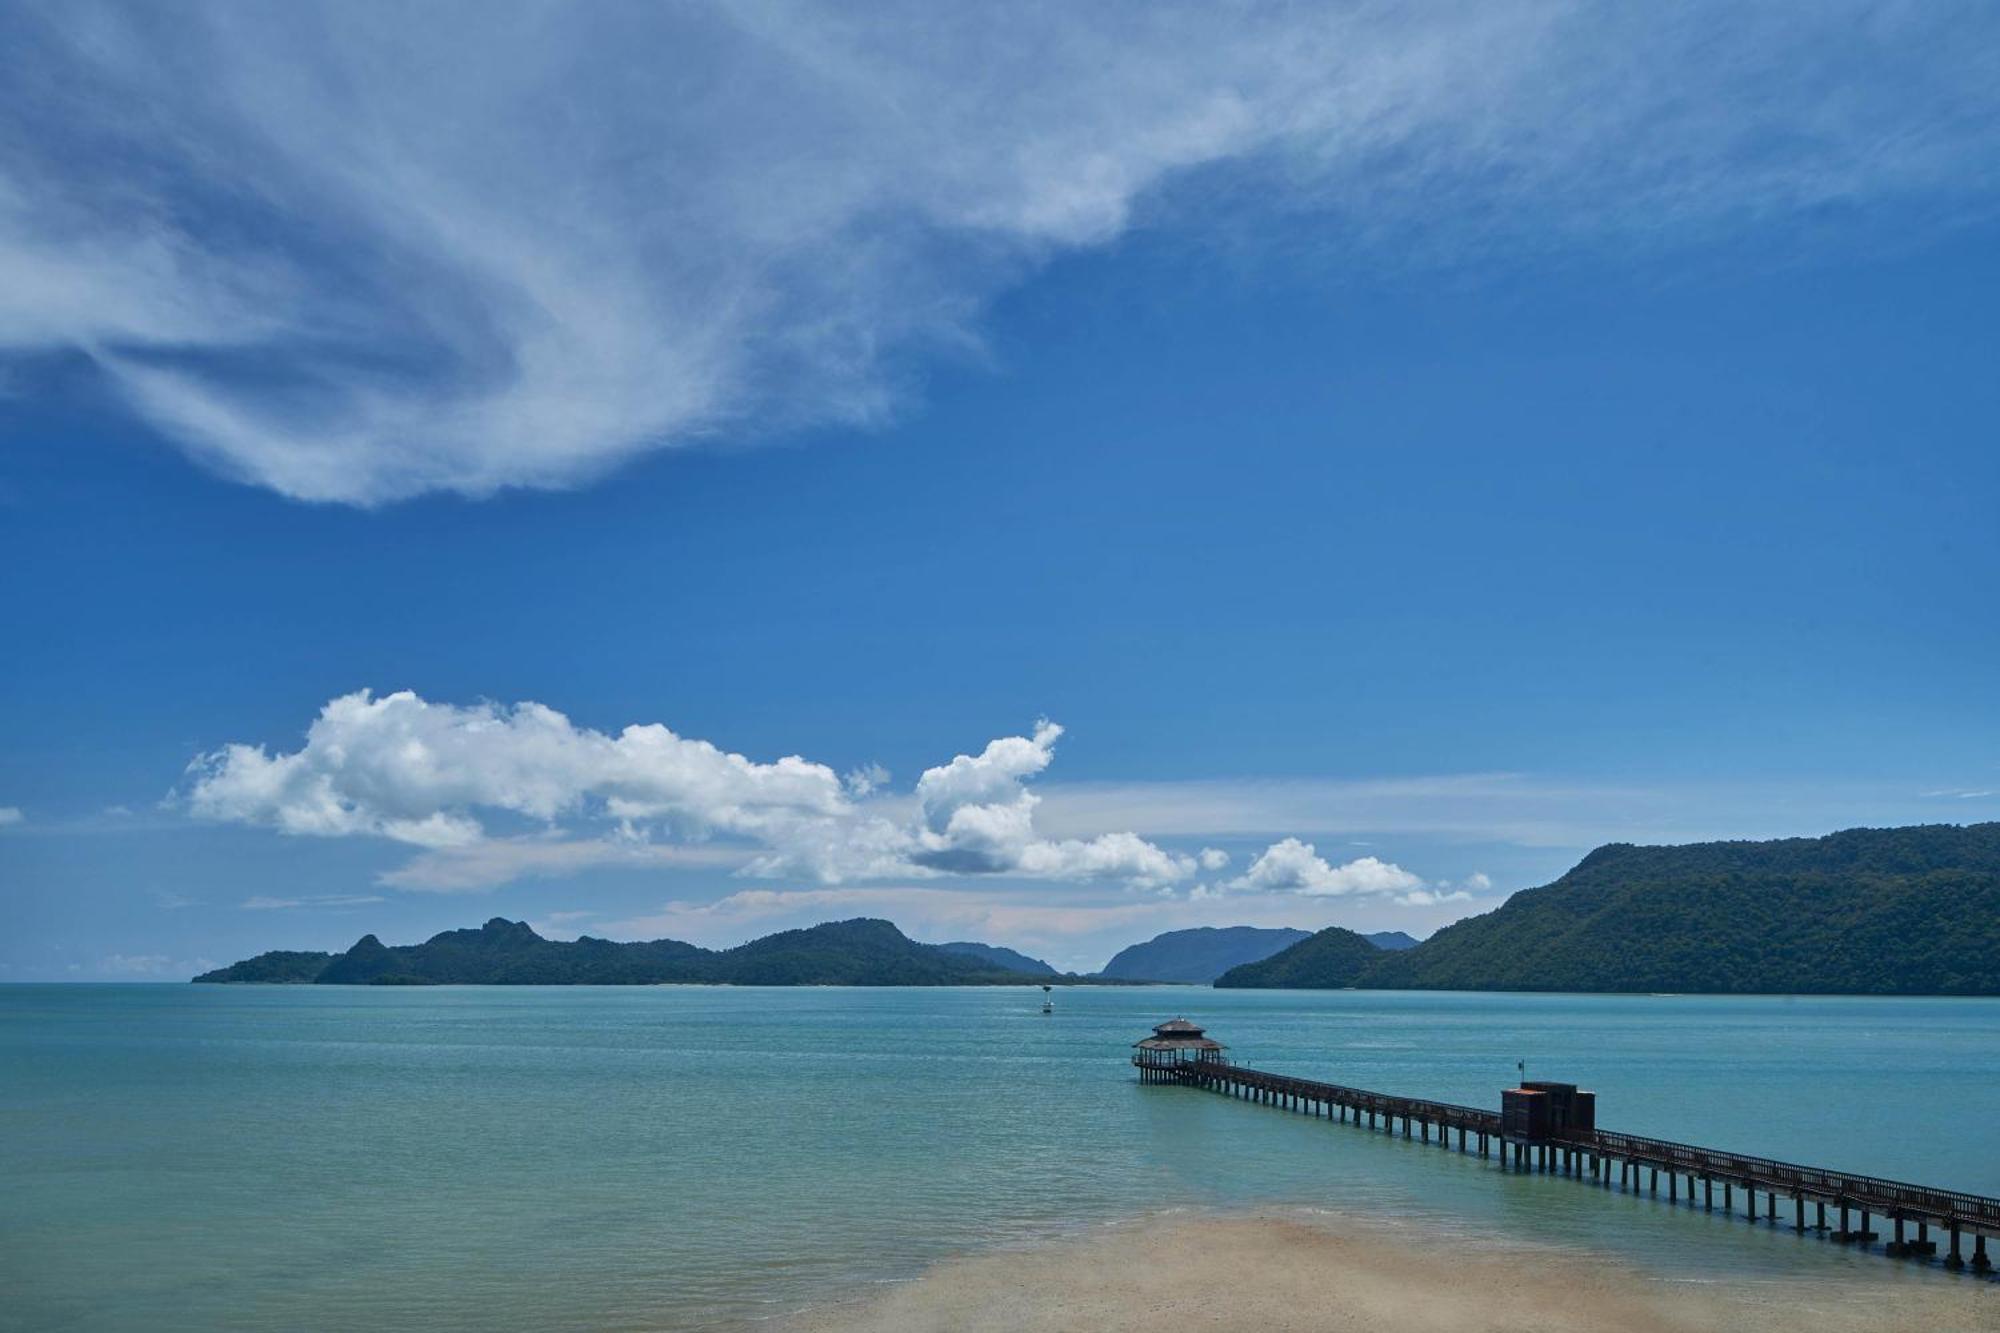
[1134,1035,1225,1051]
[1135,1018,1224,1051]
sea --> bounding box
[4,984,1998,1331]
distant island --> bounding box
[1217,823,2000,995]
[196,917,1416,987]
[1098,926,1313,983]
[196,918,1063,987]
[936,940,1059,975]
[1095,928,1419,984]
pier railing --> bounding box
[1571,1126,2000,1229]
[1191,1060,1501,1136]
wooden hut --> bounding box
[1132,1018,1226,1082]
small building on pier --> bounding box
[1133,1019,1225,1082]
[1501,1081,1596,1142]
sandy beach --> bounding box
[781,1212,2000,1333]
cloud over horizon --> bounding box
[182,689,1355,897]
[4,2,1996,502]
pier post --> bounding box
[1746,1185,1755,1220]
[1946,1225,1964,1270]
[1860,1209,1871,1245]
[1816,1201,1826,1230]
[1704,1178,1713,1210]
[1973,1234,1990,1272]
[1669,1173,1678,1203]
[1650,1167,1658,1195]
[1795,1196,1804,1232]
[1767,1193,1776,1223]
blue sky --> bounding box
[3,3,1998,978]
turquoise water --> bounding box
[4,984,1998,1331]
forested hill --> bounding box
[1096,926,1312,982]
[1217,823,2000,995]
[937,941,1058,975]
[195,918,1049,986]
[1209,926,1381,989]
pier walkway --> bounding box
[1134,1022,1998,1274]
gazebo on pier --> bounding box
[1132,1018,1226,1083]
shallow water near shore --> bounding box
[4,984,1998,1331]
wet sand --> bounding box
[780,1211,1999,1333]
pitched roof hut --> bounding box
[1132,1018,1226,1081]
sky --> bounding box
[3,2,1999,979]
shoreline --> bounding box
[774,1208,1999,1333]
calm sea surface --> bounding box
[4,984,1998,1331]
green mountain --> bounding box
[193,948,334,983]
[196,917,1048,987]
[1365,931,1420,951]
[1210,926,1382,988]
[1217,823,2000,995]
[1097,926,1312,983]
[937,941,1058,975]
[690,919,1034,985]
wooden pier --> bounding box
[1133,1020,1999,1274]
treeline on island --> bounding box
[1215,823,2000,995]
[194,917,1073,987]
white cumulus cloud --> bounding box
[184,690,1204,891]
[900,721,1198,887]
[3,3,1995,502]
[1228,837,1424,897]
[184,689,850,849]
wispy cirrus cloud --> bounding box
[240,893,385,911]
[1031,773,2000,851]
[381,839,751,894]
[3,3,1996,502]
